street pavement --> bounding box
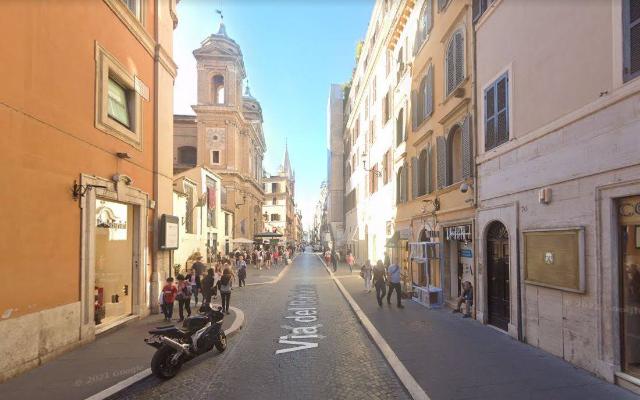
[108,251,410,400]
[335,263,639,400]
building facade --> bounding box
[173,21,266,243]
[172,166,227,270]
[473,0,640,392]
[0,0,177,381]
[262,146,298,245]
[326,84,345,250]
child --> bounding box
[161,277,177,321]
[175,274,192,322]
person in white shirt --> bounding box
[386,263,404,308]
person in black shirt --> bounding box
[372,260,387,307]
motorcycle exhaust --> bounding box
[160,337,191,356]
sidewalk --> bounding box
[0,302,242,400]
[336,273,637,400]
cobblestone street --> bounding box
[109,251,410,400]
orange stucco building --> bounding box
[0,0,178,381]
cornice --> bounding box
[155,44,177,79]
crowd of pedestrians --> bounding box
[159,246,298,322]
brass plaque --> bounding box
[524,228,584,292]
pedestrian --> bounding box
[212,264,222,300]
[346,252,355,274]
[258,251,264,270]
[360,260,373,292]
[192,255,206,276]
[331,249,338,272]
[186,267,200,305]
[453,281,473,318]
[265,250,272,270]
[237,255,247,287]
[273,249,279,266]
[175,274,192,322]
[217,267,233,314]
[372,261,387,307]
[386,261,404,308]
[161,277,177,321]
[201,268,215,306]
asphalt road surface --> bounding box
[108,251,410,400]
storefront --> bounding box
[442,224,474,310]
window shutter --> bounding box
[426,65,434,118]
[485,85,496,151]
[403,164,409,202]
[446,41,455,95]
[427,146,433,193]
[625,0,640,80]
[436,136,447,189]
[454,32,465,87]
[462,115,473,178]
[496,75,509,146]
[411,157,418,199]
[411,90,418,130]
[426,0,433,34]
[396,170,401,205]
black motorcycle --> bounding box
[145,304,227,379]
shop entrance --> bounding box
[94,199,134,326]
[619,196,640,378]
[486,221,510,331]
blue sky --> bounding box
[173,0,373,229]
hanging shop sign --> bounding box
[445,225,472,241]
[159,214,179,250]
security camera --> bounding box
[460,182,471,193]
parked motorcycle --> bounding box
[145,303,227,379]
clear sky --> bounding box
[173,0,373,230]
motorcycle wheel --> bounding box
[151,344,183,380]
[215,331,227,353]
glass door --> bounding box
[620,196,640,377]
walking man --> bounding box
[372,261,387,307]
[387,261,404,308]
[237,255,247,287]
[331,249,338,273]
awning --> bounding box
[254,232,283,238]
[232,237,254,244]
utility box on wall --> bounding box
[523,227,585,293]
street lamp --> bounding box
[361,151,382,177]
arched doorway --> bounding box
[486,221,510,331]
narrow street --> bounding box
[109,251,409,400]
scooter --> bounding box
[145,303,227,379]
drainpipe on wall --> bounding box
[515,207,523,341]
[471,9,479,322]
[150,0,161,315]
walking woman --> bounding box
[372,260,387,307]
[175,274,192,322]
[217,267,233,314]
[361,260,373,292]
[346,252,355,274]
[201,268,215,306]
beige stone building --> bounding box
[262,146,298,245]
[326,84,345,250]
[173,21,266,245]
[0,0,178,381]
[474,0,640,392]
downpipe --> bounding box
[160,337,192,356]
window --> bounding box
[397,47,405,82]
[355,117,360,139]
[185,184,195,234]
[418,148,430,196]
[369,120,376,144]
[382,149,391,185]
[383,90,392,123]
[178,146,197,165]
[484,73,509,151]
[212,75,225,104]
[206,178,217,228]
[624,0,640,81]
[414,0,433,54]
[211,150,220,164]
[396,164,408,204]
[107,79,130,128]
[272,182,279,193]
[271,213,281,222]
[272,197,277,205]
[121,0,142,21]
[95,44,142,149]
[396,108,405,146]
[413,65,434,129]
[445,30,465,96]
[473,0,494,22]
[438,0,450,12]
[369,164,379,194]
[448,126,463,184]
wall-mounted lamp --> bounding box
[72,180,107,201]
[460,182,473,194]
[361,151,382,177]
[116,152,131,159]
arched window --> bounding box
[414,0,433,53]
[448,125,463,184]
[178,146,197,165]
[212,75,225,104]
[418,149,429,196]
[445,30,465,96]
[396,108,405,146]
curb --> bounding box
[84,305,246,400]
[315,254,430,400]
[245,253,297,286]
